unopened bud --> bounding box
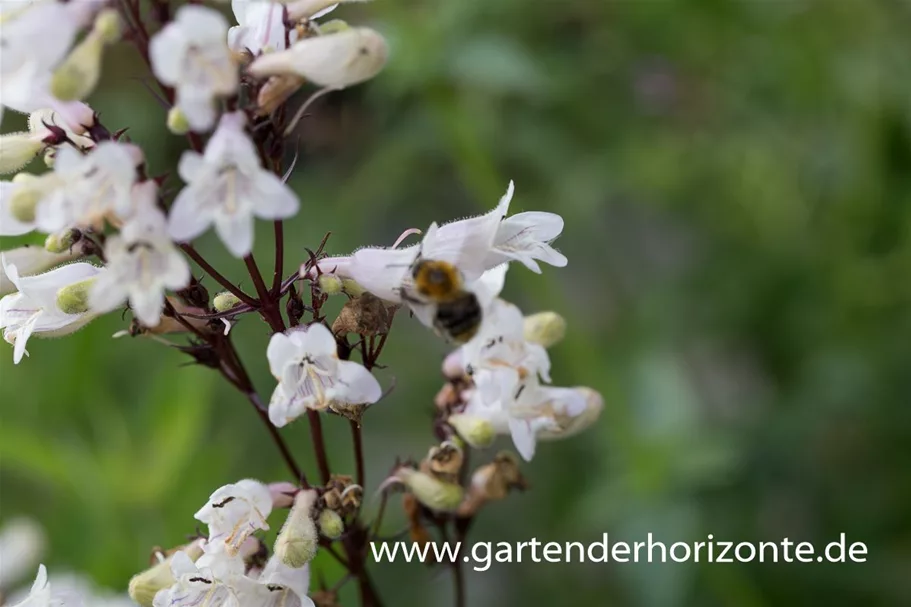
[248,27,388,89]
[128,541,204,607]
[447,413,495,448]
[94,9,121,44]
[318,508,344,539]
[317,20,351,35]
[213,291,242,312]
[275,489,318,568]
[538,387,604,441]
[51,27,108,101]
[318,274,343,295]
[167,107,190,135]
[45,229,80,253]
[0,133,43,174]
[523,311,566,348]
[56,278,96,314]
[394,468,463,512]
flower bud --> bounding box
[0,133,43,174]
[167,107,190,135]
[45,229,81,254]
[538,387,604,441]
[128,541,204,607]
[318,508,344,539]
[213,291,242,312]
[341,278,366,297]
[393,468,464,512]
[51,23,111,101]
[447,413,495,449]
[318,274,343,295]
[56,278,96,314]
[1,246,81,296]
[248,27,388,89]
[274,489,318,568]
[523,311,566,348]
[94,8,122,44]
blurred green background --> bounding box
[2,0,911,605]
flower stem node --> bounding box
[390,467,464,512]
[317,508,344,540]
[166,107,191,136]
[447,413,496,449]
[55,278,96,315]
[44,229,81,254]
[275,489,319,568]
[213,291,242,312]
[128,541,204,607]
[523,311,567,348]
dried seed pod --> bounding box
[458,452,528,517]
[422,441,464,483]
[331,292,390,336]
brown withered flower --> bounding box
[457,451,529,517]
[331,292,391,337]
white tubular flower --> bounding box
[486,211,567,272]
[89,182,191,327]
[10,564,51,607]
[0,245,81,296]
[247,27,388,89]
[0,259,102,364]
[149,5,238,132]
[152,551,242,607]
[167,112,299,257]
[34,141,139,233]
[194,479,272,557]
[229,0,297,55]
[267,323,381,427]
[238,557,316,607]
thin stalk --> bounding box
[181,244,258,307]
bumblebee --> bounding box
[405,258,482,344]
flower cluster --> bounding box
[1,2,603,606]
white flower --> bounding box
[238,557,316,607]
[194,479,273,556]
[89,182,191,327]
[8,563,92,607]
[152,551,242,607]
[267,323,382,427]
[229,1,297,55]
[34,141,138,233]
[0,245,80,296]
[485,211,567,272]
[167,111,299,257]
[150,5,238,132]
[248,27,388,89]
[0,259,101,364]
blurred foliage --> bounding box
[2,0,911,606]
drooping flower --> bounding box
[149,5,238,132]
[194,479,273,557]
[33,141,139,233]
[248,27,388,89]
[0,258,102,364]
[152,550,243,607]
[228,0,297,56]
[167,112,299,257]
[266,323,382,427]
[89,182,191,327]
